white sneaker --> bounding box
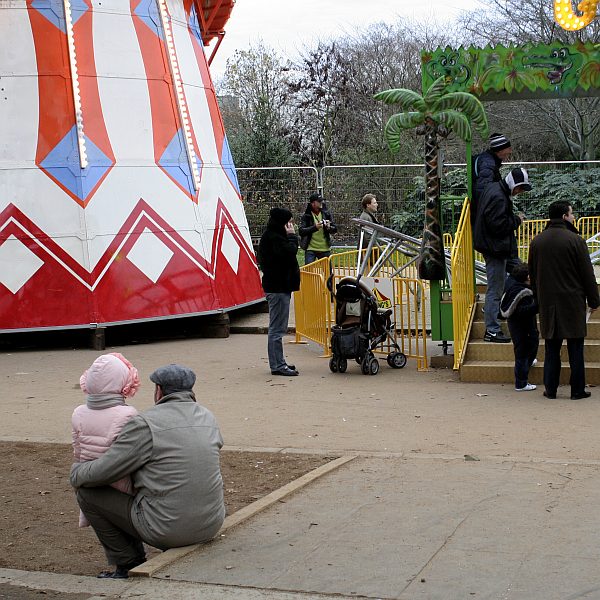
[531,359,538,367]
[516,383,537,391]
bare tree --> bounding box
[219,44,295,167]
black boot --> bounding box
[97,556,146,579]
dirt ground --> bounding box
[0,442,333,577]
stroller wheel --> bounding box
[338,357,348,373]
[368,357,380,375]
[361,357,370,375]
[329,357,338,373]
[387,351,407,369]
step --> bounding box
[460,360,600,385]
[471,320,600,339]
[473,302,600,323]
[465,339,600,362]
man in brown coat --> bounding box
[528,200,600,399]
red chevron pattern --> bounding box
[0,200,261,329]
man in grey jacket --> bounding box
[70,364,225,579]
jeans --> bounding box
[76,486,146,567]
[483,255,522,333]
[266,292,291,371]
[305,249,331,265]
[544,337,585,396]
[508,320,538,388]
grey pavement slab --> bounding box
[157,456,600,600]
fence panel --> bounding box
[293,257,332,353]
[320,164,467,245]
[296,250,429,368]
[237,167,319,241]
[238,162,600,253]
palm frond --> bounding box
[435,111,472,142]
[374,88,426,112]
[431,92,488,137]
[423,76,447,104]
[383,113,425,153]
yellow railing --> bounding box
[293,257,332,353]
[578,216,600,256]
[451,199,477,370]
[294,251,429,369]
[452,216,600,262]
[517,219,548,261]
[392,277,428,370]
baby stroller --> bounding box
[329,276,407,375]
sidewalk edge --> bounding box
[130,454,357,578]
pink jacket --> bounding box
[72,404,138,527]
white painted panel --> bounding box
[92,8,151,80]
[83,164,210,267]
[0,9,39,165]
[168,13,220,166]
[93,10,155,163]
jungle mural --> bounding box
[422,41,600,100]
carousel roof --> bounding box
[196,0,235,45]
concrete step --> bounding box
[465,339,600,362]
[471,320,600,339]
[460,360,600,385]
[472,302,600,322]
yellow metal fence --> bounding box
[294,213,600,373]
[294,251,429,370]
[450,200,477,370]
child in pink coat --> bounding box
[72,353,140,527]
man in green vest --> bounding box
[299,193,337,264]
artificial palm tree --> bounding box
[375,77,489,280]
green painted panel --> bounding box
[422,41,600,100]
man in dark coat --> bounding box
[258,207,300,376]
[299,193,337,264]
[472,133,512,201]
[470,133,512,227]
[473,167,530,343]
[528,200,600,399]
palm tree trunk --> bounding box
[418,126,446,281]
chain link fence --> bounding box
[239,161,600,247]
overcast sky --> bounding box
[207,0,481,79]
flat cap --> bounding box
[150,364,196,393]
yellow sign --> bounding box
[555,0,598,30]
[372,286,392,310]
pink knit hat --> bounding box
[80,353,140,398]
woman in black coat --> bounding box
[258,208,300,377]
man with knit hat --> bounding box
[258,207,301,376]
[472,133,512,203]
[471,133,512,232]
[71,364,225,579]
[473,167,531,343]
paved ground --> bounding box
[2,309,600,599]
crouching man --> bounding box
[70,364,225,578]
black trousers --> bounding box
[76,487,146,567]
[508,321,538,389]
[543,337,585,397]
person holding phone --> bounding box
[258,208,301,376]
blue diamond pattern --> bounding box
[133,0,164,39]
[40,125,113,202]
[221,136,240,193]
[31,0,89,33]
[188,3,203,43]
[159,129,203,196]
